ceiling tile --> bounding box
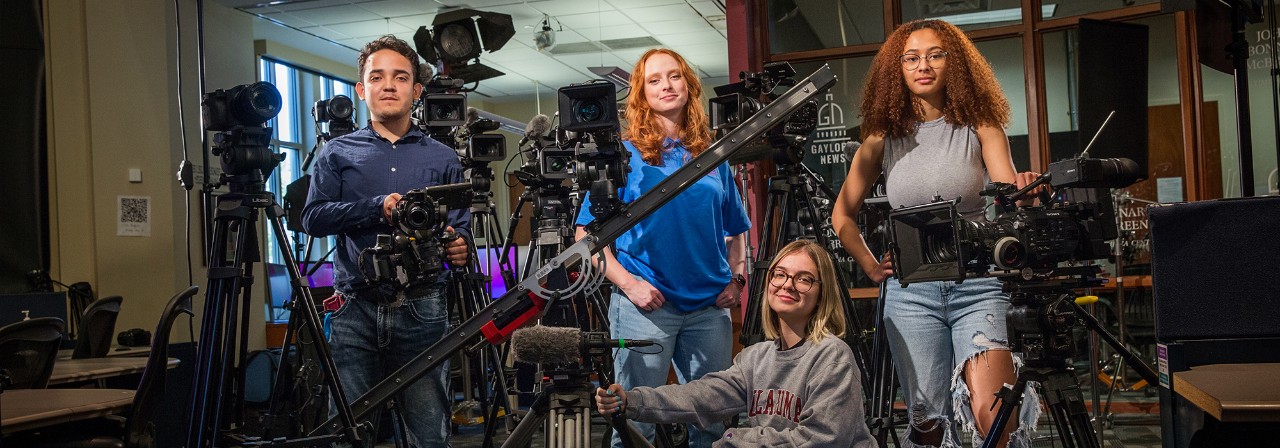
[687,1,725,17]
[554,10,634,29]
[302,25,357,42]
[287,6,383,25]
[267,12,321,29]
[640,19,714,35]
[527,1,615,17]
[566,25,652,41]
[620,4,697,22]
[324,19,411,37]
[660,29,725,46]
[355,0,430,18]
[605,0,686,8]
[270,0,375,12]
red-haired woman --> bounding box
[833,20,1041,448]
[576,48,750,448]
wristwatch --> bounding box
[731,274,747,289]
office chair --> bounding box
[72,296,123,359]
[67,281,95,340]
[0,317,67,389]
[14,286,198,448]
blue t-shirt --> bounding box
[576,140,751,313]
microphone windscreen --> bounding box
[511,325,581,364]
[525,114,552,137]
[418,62,435,84]
[843,141,861,161]
[465,107,480,126]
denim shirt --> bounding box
[301,124,471,292]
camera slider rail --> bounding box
[306,64,838,438]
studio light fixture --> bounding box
[414,8,516,84]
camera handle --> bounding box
[308,63,839,438]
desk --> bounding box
[58,345,151,360]
[1173,363,1280,422]
[49,357,179,385]
[0,388,134,435]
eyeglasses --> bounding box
[900,51,948,71]
[768,269,820,293]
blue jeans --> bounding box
[609,288,732,448]
[329,286,451,447]
[884,276,1038,448]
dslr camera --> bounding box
[366,182,473,291]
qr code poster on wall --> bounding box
[117,195,151,237]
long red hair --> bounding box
[860,19,1009,140]
[623,49,712,165]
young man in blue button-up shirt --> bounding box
[302,35,469,447]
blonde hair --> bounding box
[760,240,847,344]
[622,48,713,165]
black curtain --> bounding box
[0,0,48,293]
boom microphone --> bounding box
[510,325,655,364]
[518,114,552,147]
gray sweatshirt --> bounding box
[625,336,875,447]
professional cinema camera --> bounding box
[555,80,629,219]
[886,155,1157,448]
[888,157,1143,286]
[709,61,819,165]
[364,182,473,293]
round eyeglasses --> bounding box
[900,51,948,71]
[768,269,820,293]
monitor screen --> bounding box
[299,262,334,288]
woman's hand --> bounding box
[1014,171,1049,206]
[595,384,627,416]
[715,280,743,308]
[864,252,895,284]
[620,278,665,311]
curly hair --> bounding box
[623,49,713,166]
[358,35,420,84]
[760,240,847,344]
[859,20,1009,140]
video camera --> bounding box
[201,81,285,180]
[709,62,819,165]
[888,157,1142,286]
[313,94,356,140]
[366,182,473,291]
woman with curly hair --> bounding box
[575,48,750,448]
[832,20,1041,448]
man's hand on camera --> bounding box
[382,193,402,224]
[444,226,468,267]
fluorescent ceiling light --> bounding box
[932,4,1057,27]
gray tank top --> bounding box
[882,117,991,218]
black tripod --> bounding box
[859,195,902,448]
[738,158,869,372]
[979,269,1159,448]
[449,164,519,448]
[187,123,363,447]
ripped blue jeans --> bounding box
[884,277,1039,448]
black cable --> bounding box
[175,0,193,287]
[1270,0,1279,193]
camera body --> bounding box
[202,81,282,132]
[313,94,357,138]
[415,93,467,128]
[888,157,1141,286]
[708,62,818,165]
[368,182,472,291]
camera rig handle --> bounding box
[309,64,838,437]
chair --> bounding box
[72,296,123,359]
[15,286,198,448]
[67,282,95,340]
[0,317,66,389]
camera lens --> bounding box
[405,206,432,229]
[574,99,604,123]
[231,81,282,126]
[327,95,354,121]
[549,156,569,172]
[433,105,459,121]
